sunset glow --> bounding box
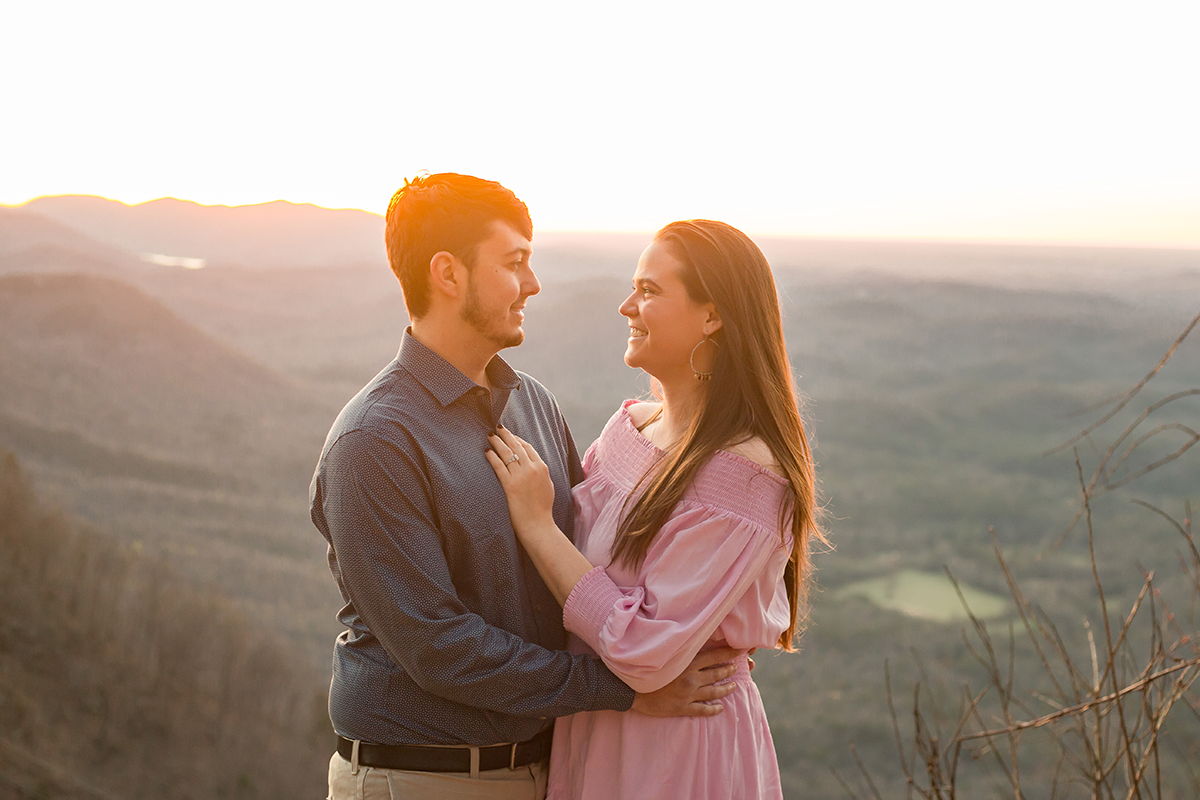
[2,1,1197,247]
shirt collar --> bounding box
[397,328,522,408]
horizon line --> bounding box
[5,193,1199,254]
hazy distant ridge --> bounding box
[9,196,1199,300]
[20,195,387,269]
[0,206,145,277]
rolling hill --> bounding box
[0,272,344,666]
[0,272,328,477]
[21,195,387,269]
[0,207,144,277]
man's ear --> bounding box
[428,251,466,300]
[702,306,723,337]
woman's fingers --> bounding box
[493,426,531,463]
[487,432,516,464]
[497,427,542,465]
[484,447,512,485]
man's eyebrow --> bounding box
[504,246,533,258]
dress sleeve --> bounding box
[561,503,784,693]
[580,440,600,477]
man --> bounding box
[311,173,740,799]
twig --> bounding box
[1045,310,1200,456]
[885,659,919,790]
[960,661,1199,741]
[1102,421,1200,492]
[1077,449,1143,799]
[849,742,885,800]
[831,767,864,800]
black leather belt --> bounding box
[336,727,553,773]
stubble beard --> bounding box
[461,275,524,350]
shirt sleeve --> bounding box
[561,503,784,693]
[318,427,634,717]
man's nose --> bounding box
[522,265,541,297]
[618,292,636,317]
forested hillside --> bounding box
[0,451,331,798]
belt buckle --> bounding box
[509,740,519,770]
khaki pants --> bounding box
[327,752,548,800]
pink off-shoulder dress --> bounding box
[550,400,793,800]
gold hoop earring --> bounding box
[690,335,719,381]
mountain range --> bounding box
[16,194,386,269]
[1,195,1197,798]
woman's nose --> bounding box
[618,292,637,317]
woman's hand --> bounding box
[485,426,557,538]
[486,426,593,607]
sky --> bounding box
[2,1,1198,247]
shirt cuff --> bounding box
[563,565,625,654]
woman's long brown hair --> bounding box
[610,220,825,650]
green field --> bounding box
[835,568,1009,622]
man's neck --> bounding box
[408,318,497,388]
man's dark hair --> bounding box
[384,173,533,319]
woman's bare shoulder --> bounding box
[626,401,662,429]
[723,437,785,478]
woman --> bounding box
[486,219,822,799]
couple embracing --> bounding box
[310,173,823,799]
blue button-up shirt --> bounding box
[310,330,635,745]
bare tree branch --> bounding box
[960,661,1199,742]
[1045,310,1200,456]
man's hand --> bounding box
[630,647,742,717]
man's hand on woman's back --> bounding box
[630,646,743,717]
